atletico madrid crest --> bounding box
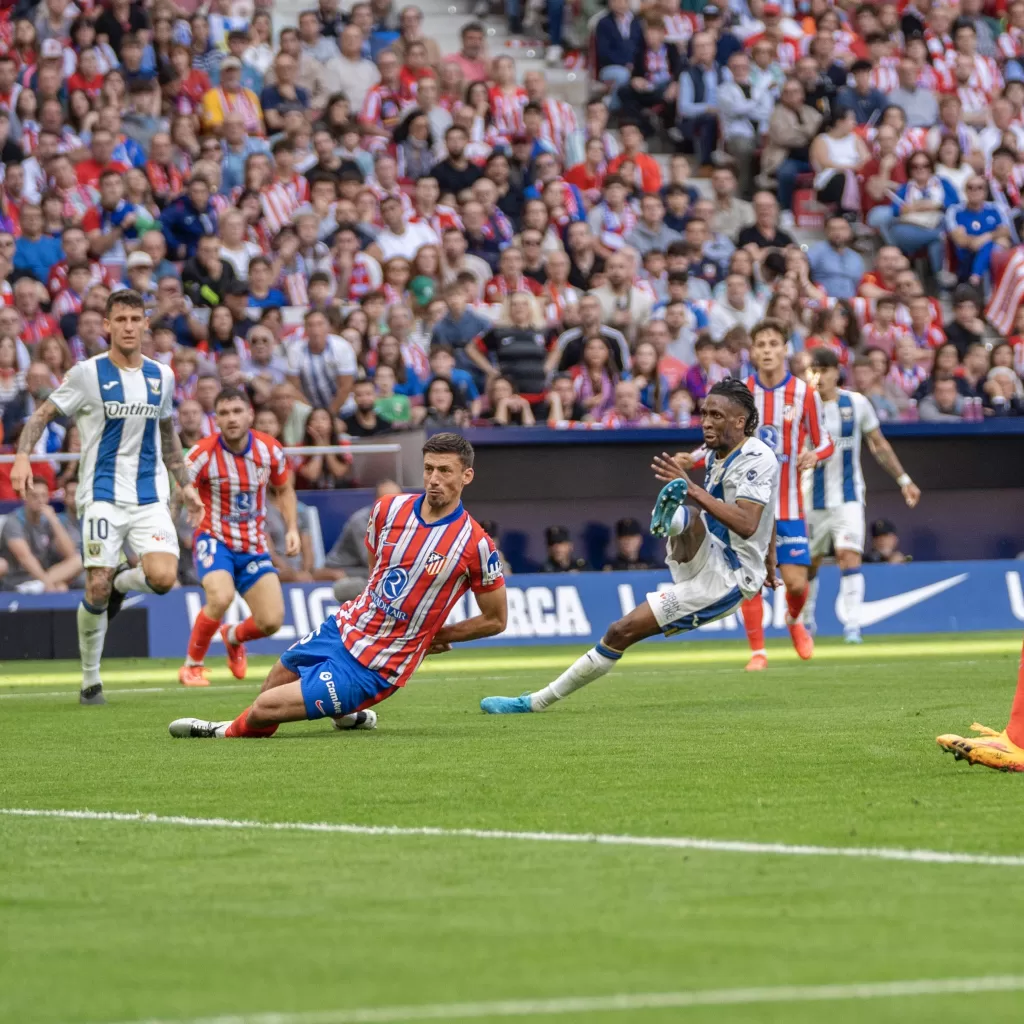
[424,551,447,576]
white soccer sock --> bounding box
[113,566,156,594]
[77,601,108,688]
[667,507,692,537]
[803,577,819,626]
[529,642,622,711]
[840,571,865,632]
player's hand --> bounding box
[10,453,31,498]
[796,450,817,472]
[427,640,453,655]
[284,527,301,557]
[764,556,782,590]
[181,484,204,528]
[902,482,921,508]
[651,452,692,483]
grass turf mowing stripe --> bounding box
[0,634,1018,688]
[5,807,1024,868]
[105,976,1024,1023]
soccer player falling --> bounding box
[179,387,300,687]
[802,348,920,643]
[10,290,204,705]
[481,378,780,715]
[938,646,1024,772]
[169,434,507,739]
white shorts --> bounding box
[646,531,747,637]
[80,500,179,568]
[807,502,865,558]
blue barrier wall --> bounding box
[4,560,1022,659]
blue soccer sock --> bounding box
[529,641,622,711]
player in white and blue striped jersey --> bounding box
[803,349,921,644]
[11,290,204,704]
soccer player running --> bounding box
[169,434,507,739]
[11,290,203,705]
[481,379,780,715]
[179,387,300,686]
[802,348,921,643]
[739,319,833,670]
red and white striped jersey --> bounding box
[745,373,833,521]
[336,492,504,687]
[359,83,409,131]
[538,98,578,157]
[260,176,310,237]
[489,85,528,135]
[52,288,83,318]
[663,11,699,46]
[956,84,990,118]
[186,430,290,554]
[964,53,1004,99]
[410,202,463,238]
[869,60,900,94]
[999,26,1024,61]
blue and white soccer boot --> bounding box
[843,628,863,644]
[649,478,689,538]
[481,694,533,714]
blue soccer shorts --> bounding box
[281,615,398,721]
[776,518,811,567]
[193,533,277,596]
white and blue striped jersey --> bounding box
[809,390,879,510]
[703,436,780,594]
[49,353,175,508]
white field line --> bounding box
[0,685,256,700]
[3,807,1023,868]
[106,975,1024,1024]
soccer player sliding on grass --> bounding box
[481,379,781,715]
[938,643,1024,772]
[169,434,507,738]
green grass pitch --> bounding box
[3,633,1024,1024]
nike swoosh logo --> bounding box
[840,573,969,628]
[102,381,118,391]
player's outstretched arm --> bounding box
[429,586,508,653]
[159,418,204,526]
[11,399,61,498]
[270,478,302,557]
[865,428,920,507]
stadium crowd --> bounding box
[0,0,1023,517]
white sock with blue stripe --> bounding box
[77,601,107,688]
[667,507,691,537]
[529,641,622,711]
[114,566,156,594]
[840,570,865,632]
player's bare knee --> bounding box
[85,568,113,607]
[603,618,632,651]
[146,570,176,594]
[254,610,283,636]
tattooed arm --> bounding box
[865,428,921,508]
[10,399,61,497]
[160,418,204,526]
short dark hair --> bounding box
[215,386,251,408]
[707,378,759,436]
[422,431,474,468]
[105,288,145,316]
[810,346,840,369]
[750,318,789,344]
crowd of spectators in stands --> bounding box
[0,0,1024,538]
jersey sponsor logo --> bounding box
[424,551,447,577]
[746,469,757,481]
[234,492,253,512]
[370,566,411,621]
[103,400,161,419]
[319,670,344,715]
[483,549,503,585]
[757,424,780,454]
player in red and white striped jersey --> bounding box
[168,434,508,740]
[741,320,832,670]
[179,387,299,687]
